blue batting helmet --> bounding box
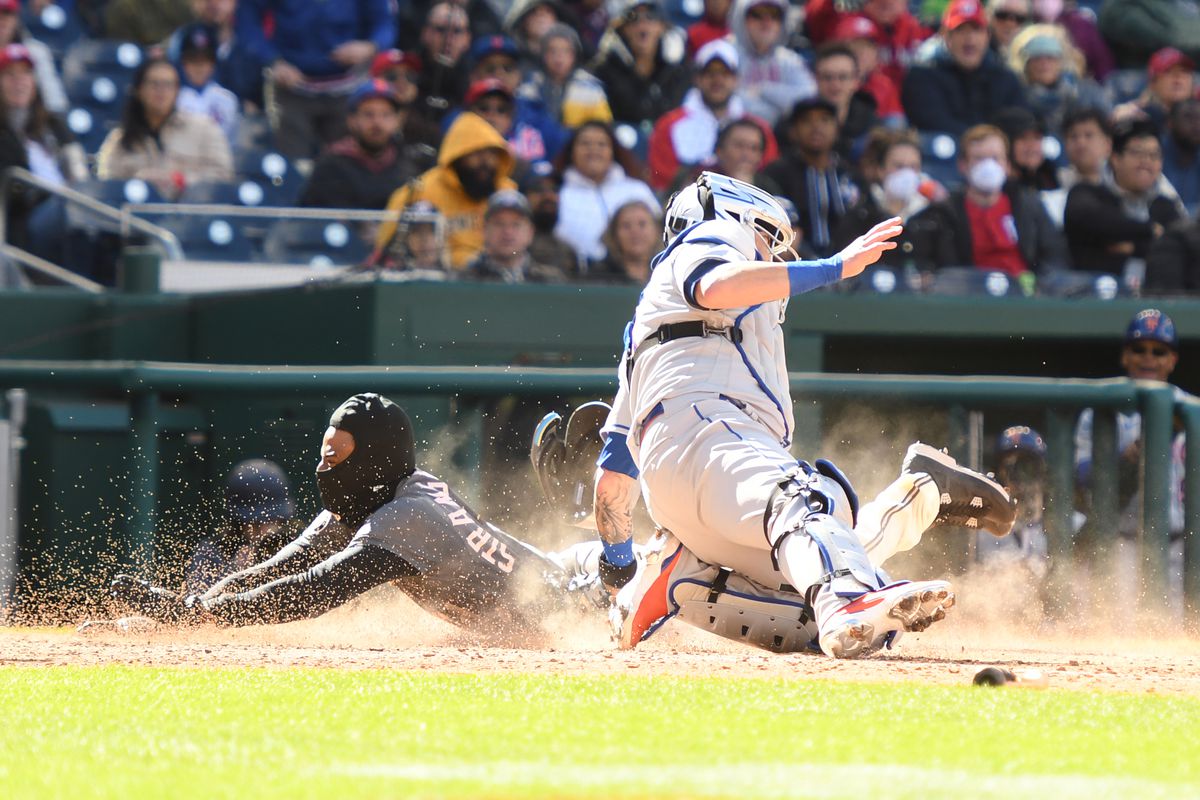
[995,425,1047,460]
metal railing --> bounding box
[0,361,1190,619]
[0,167,184,291]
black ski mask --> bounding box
[316,393,416,526]
[453,156,499,200]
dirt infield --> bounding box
[4,586,1199,695]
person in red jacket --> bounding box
[646,39,777,191]
[805,0,930,93]
[827,15,904,121]
[686,0,733,55]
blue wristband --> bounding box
[786,256,843,296]
[601,537,636,568]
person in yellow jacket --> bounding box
[373,111,516,270]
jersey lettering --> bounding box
[426,479,518,574]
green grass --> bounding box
[1,666,1198,799]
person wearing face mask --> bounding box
[110,394,612,634]
[372,110,517,270]
[975,426,1050,580]
[832,127,943,277]
[917,123,1067,278]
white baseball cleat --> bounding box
[902,443,1018,538]
[817,579,955,659]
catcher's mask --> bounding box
[530,401,611,527]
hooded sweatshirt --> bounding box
[729,0,817,126]
[591,21,692,128]
[375,112,516,269]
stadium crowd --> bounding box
[4,0,1200,294]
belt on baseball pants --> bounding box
[627,321,744,379]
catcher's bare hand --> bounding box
[838,217,903,279]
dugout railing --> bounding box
[0,360,1192,622]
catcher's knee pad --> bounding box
[764,464,883,598]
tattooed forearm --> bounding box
[594,469,639,544]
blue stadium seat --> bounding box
[65,73,127,116]
[233,149,304,206]
[62,40,145,87]
[853,265,917,295]
[21,4,84,60]
[159,216,255,262]
[261,219,371,267]
[179,179,279,207]
[664,0,703,28]
[65,107,114,154]
[919,131,963,190]
[74,178,164,208]
[928,267,1027,297]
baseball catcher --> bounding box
[569,172,1018,658]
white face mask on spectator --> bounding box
[882,167,920,202]
[968,158,1007,194]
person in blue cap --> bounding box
[977,425,1050,579]
[183,459,296,595]
[1074,308,1189,612]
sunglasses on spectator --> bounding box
[479,60,519,74]
[382,69,416,84]
[1128,343,1172,357]
[992,10,1028,23]
[430,24,469,35]
[473,101,513,114]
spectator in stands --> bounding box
[813,42,879,163]
[805,0,931,102]
[563,0,610,54]
[1009,25,1108,136]
[105,0,193,46]
[589,199,660,283]
[237,0,396,160]
[96,56,234,199]
[833,128,941,272]
[1163,98,1200,215]
[647,39,777,191]
[1112,47,1196,134]
[591,0,691,134]
[174,24,241,144]
[916,123,1066,277]
[758,97,857,258]
[517,24,612,128]
[826,15,904,122]
[1057,105,1110,189]
[553,119,660,261]
[466,35,566,161]
[686,0,732,55]
[184,459,294,596]
[902,0,1029,136]
[664,117,772,194]
[1063,120,1187,279]
[465,78,540,165]
[299,80,416,211]
[374,111,516,270]
[370,49,441,166]
[987,0,1030,60]
[1028,0,1113,81]
[520,161,580,276]
[0,0,65,115]
[1099,0,1200,70]
[994,106,1058,190]
[0,44,87,265]
[504,0,568,70]
[167,0,266,109]
[466,189,567,282]
[977,426,1049,580]
[415,2,473,122]
[728,0,815,127]
[1074,308,1188,617]
[372,200,448,272]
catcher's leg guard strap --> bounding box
[670,566,819,653]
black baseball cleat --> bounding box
[110,574,195,624]
[902,443,1018,537]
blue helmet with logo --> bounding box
[995,425,1047,460]
[1125,308,1178,350]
